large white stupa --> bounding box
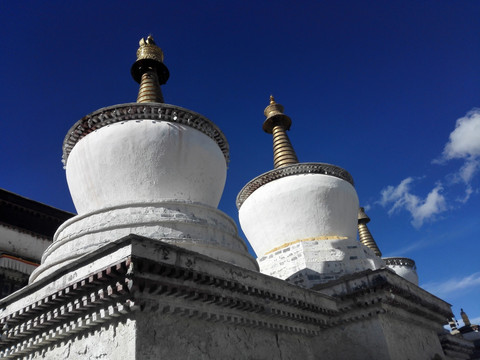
[237,97,384,288]
[30,36,257,283]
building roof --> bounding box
[0,188,74,239]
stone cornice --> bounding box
[383,257,416,269]
[0,235,337,358]
[313,269,452,325]
[0,236,454,359]
[438,333,474,358]
[0,261,134,358]
[62,103,229,165]
[236,163,355,209]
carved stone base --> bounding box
[30,201,257,283]
[0,235,471,360]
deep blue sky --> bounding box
[1,1,479,325]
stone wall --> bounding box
[0,235,468,360]
[28,319,135,360]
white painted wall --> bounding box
[66,120,226,214]
[31,201,257,282]
[0,225,51,262]
[239,173,359,257]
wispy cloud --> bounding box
[377,109,480,227]
[382,238,431,257]
[378,177,446,228]
[435,109,480,202]
[438,109,480,161]
[422,272,480,299]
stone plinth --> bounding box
[0,235,460,360]
[30,201,257,282]
[258,239,383,288]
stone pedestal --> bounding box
[0,235,464,360]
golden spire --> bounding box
[357,207,382,257]
[131,35,170,103]
[263,96,299,169]
[460,309,471,326]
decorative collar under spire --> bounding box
[131,35,170,103]
[357,207,382,257]
[263,96,299,169]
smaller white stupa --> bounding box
[30,36,257,283]
[358,207,419,285]
[237,97,383,288]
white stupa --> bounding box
[30,36,257,283]
[358,207,419,285]
[237,97,383,288]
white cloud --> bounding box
[458,158,480,183]
[379,178,446,228]
[377,109,479,227]
[440,109,480,160]
[456,184,473,204]
[434,109,480,201]
[422,272,480,299]
[383,239,430,257]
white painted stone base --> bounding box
[0,225,51,263]
[1,236,461,360]
[27,319,136,360]
[30,201,257,283]
[258,239,385,288]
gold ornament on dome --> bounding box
[136,35,164,63]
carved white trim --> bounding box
[237,163,355,208]
[62,103,229,165]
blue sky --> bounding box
[1,1,479,326]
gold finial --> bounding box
[131,35,170,103]
[136,35,164,63]
[357,207,382,257]
[262,96,299,169]
[460,309,471,326]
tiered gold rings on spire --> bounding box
[357,207,382,257]
[263,96,299,169]
[131,35,169,103]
